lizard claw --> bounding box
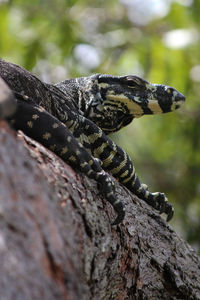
[165,203,174,222]
[150,192,174,222]
[112,201,125,225]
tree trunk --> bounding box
[0,60,200,300]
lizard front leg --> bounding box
[9,94,125,225]
[76,117,174,222]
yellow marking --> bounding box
[65,119,75,127]
[52,123,59,128]
[42,132,51,140]
[94,141,117,167]
[67,136,72,142]
[88,131,102,143]
[119,170,129,178]
[87,170,93,176]
[32,114,39,120]
[99,82,109,89]
[108,153,128,173]
[106,94,143,117]
[137,186,143,192]
[27,121,33,128]
[148,100,163,114]
[121,168,136,183]
[69,155,76,162]
[60,115,65,121]
[75,150,81,156]
[93,142,108,158]
[61,147,68,155]
[101,150,115,167]
[68,122,76,132]
[141,183,148,190]
[80,162,88,168]
[78,142,83,148]
[88,160,93,166]
[78,133,90,148]
[171,100,184,111]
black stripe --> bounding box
[98,145,113,162]
[92,136,107,150]
[112,162,133,181]
[158,99,172,113]
[82,141,91,151]
[122,172,137,187]
[142,106,153,115]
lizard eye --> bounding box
[124,76,148,88]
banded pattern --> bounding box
[0,62,185,225]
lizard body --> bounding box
[0,60,185,224]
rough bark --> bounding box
[0,60,200,300]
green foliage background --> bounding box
[0,0,200,252]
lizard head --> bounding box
[81,74,185,134]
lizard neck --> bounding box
[55,76,134,134]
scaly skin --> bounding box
[0,62,185,224]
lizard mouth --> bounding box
[169,92,186,112]
[174,94,185,106]
[174,99,185,109]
